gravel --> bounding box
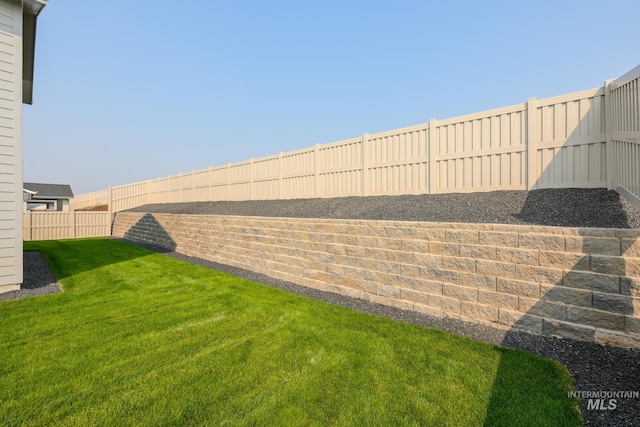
[0,251,60,302]
[126,188,640,228]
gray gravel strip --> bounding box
[118,238,640,427]
[0,251,60,301]
[125,188,640,228]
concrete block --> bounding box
[446,229,478,244]
[498,309,543,334]
[625,316,640,335]
[519,298,566,321]
[426,268,459,285]
[416,228,446,242]
[459,244,497,260]
[592,292,636,315]
[441,256,476,273]
[566,306,625,330]
[459,272,496,290]
[429,294,461,314]
[377,238,402,251]
[413,302,444,318]
[442,283,478,302]
[413,278,443,295]
[460,302,499,322]
[364,247,388,261]
[478,290,518,310]
[376,284,402,298]
[590,255,626,276]
[515,265,563,284]
[620,277,640,297]
[540,284,592,308]
[476,260,516,279]
[518,233,565,251]
[376,260,401,275]
[496,247,538,266]
[400,288,430,305]
[565,236,620,256]
[562,270,619,293]
[594,329,640,348]
[542,319,596,342]
[496,278,540,298]
[478,231,518,247]
[428,241,460,257]
[402,239,430,253]
[538,251,590,271]
[386,274,414,289]
[413,253,441,269]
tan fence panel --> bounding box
[367,124,430,195]
[610,65,640,208]
[23,212,111,241]
[111,181,148,212]
[317,137,362,197]
[435,104,527,193]
[229,161,251,200]
[193,169,211,202]
[70,189,108,210]
[534,88,607,189]
[74,212,111,238]
[281,147,315,199]
[252,155,280,200]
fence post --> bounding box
[526,97,538,190]
[361,133,369,196]
[278,152,283,199]
[227,162,231,201]
[604,80,614,190]
[314,144,320,197]
[208,166,213,201]
[27,210,32,241]
[107,186,112,213]
[428,118,438,194]
[249,158,254,200]
[72,211,76,239]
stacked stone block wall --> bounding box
[113,212,640,348]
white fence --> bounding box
[70,66,639,213]
[23,211,111,241]
[608,65,640,209]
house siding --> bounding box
[0,0,21,292]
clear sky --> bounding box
[23,0,640,195]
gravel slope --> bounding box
[126,188,640,228]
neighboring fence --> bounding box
[608,65,640,209]
[23,211,111,241]
[69,188,109,211]
[71,65,638,213]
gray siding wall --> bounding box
[0,0,22,292]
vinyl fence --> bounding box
[70,65,639,213]
[23,211,111,241]
[608,65,640,209]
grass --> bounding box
[1,238,582,426]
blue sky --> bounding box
[23,0,640,195]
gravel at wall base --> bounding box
[125,188,640,228]
[0,251,60,302]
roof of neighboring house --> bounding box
[23,182,74,199]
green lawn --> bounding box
[1,238,581,426]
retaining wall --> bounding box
[113,212,640,348]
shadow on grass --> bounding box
[25,215,176,280]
